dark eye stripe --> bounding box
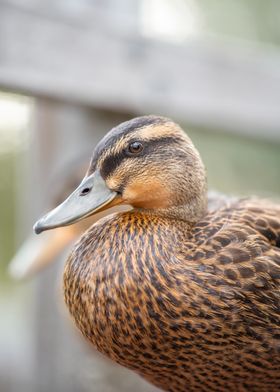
[100,136,181,180]
[100,149,127,179]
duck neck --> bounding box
[137,190,208,224]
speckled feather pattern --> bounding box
[64,198,280,392]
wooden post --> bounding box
[20,98,158,392]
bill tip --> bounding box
[33,221,43,235]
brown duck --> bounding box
[34,116,280,392]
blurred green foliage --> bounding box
[197,0,280,45]
[0,152,16,278]
[188,127,280,197]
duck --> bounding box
[34,115,280,392]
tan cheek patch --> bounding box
[106,175,121,191]
[122,178,171,209]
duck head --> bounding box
[34,115,207,234]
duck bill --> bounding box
[33,170,118,234]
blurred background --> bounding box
[0,1,280,391]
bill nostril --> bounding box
[80,187,92,196]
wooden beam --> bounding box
[0,1,280,140]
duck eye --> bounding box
[128,141,143,155]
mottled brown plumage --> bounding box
[36,116,280,392]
